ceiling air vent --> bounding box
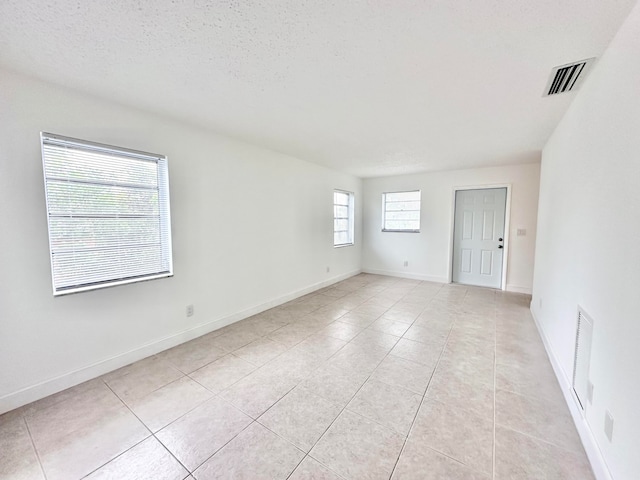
[544,58,595,96]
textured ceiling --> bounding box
[0,1,636,177]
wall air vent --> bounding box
[572,306,594,412]
[544,58,595,96]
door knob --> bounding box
[498,245,503,249]
[498,238,503,241]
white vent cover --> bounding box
[572,307,594,411]
[544,58,595,96]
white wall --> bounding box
[0,69,362,413]
[362,164,540,293]
[531,3,640,479]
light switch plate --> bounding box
[604,411,614,442]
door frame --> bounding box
[447,184,512,290]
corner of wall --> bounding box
[505,284,532,295]
[361,268,448,284]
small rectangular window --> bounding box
[334,190,354,246]
[382,190,421,232]
[41,133,173,295]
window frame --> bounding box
[41,132,173,296]
[381,190,421,233]
[333,189,355,247]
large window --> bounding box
[334,190,354,246]
[382,190,421,232]
[41,133,173,295]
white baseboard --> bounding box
[529,306,613,480]
[0,269,361,415]
[362,269,532,295]
[506,284,533,294]
[362,268,448,284]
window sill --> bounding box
[334,243,355,248]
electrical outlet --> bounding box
[326,266,330,273]
[604,411,614,442]
[186,304,194,317]
[587,381,594,405]
[403,260,409,267]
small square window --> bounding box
[334,190,354,246]
[41,133,173,295]
[382,190,421,232]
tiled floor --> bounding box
[0,274,594,480]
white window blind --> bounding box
[334,190,354,246]
[382,190,421,232]
[41,133,173,296]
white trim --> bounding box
[362,268,448,284]
[447,184,512,291]
[41,132,174,296]
[530,307,613,480]
[333,189,355,247]
[505,284,533,295]
[0,269,361,415]
[381,190,421,232]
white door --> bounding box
[452,188,507,289]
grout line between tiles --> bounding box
[494,423,589,457]
[387,284,458,479]
[22,415,49,480]
[304,283,455,479]
[104,363,186,403]
[103,380,214,476]
[39,379,155,479]
[78,436,153,479]
[186,353,259,390]
[286,454,350,480]
[148,436,193,478]
[82,379,168,478]
[180,418,258,474]
[281,292,424,476]
[101,379,240,476]
[188,285,395,476]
